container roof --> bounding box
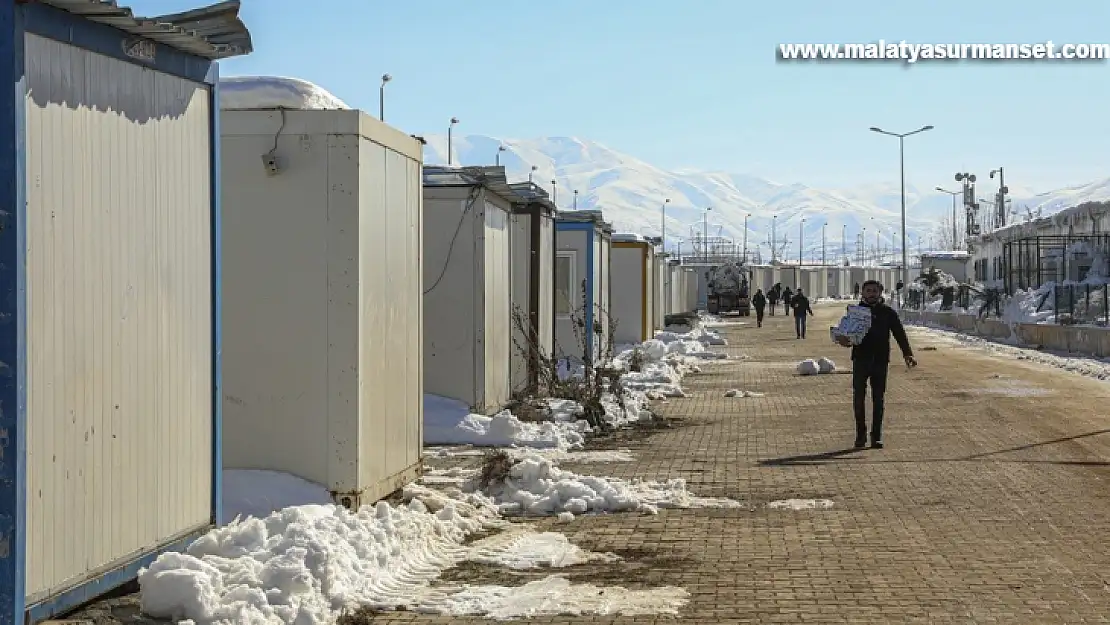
[554,209,613,232]
[422,165,518,204]
[39,0,253,60]
[612,233,651,243]
[507,182,556,213]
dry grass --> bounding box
[478,450,515,488]
[336,606,384,624]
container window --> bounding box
[555,251,577,316]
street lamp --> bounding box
[379,73,391,121]
[869,124,934,287]
[821,222,827,266]
[798,217,805,265]
[495,145,506,166]
[771,215,778,263]
[447,117,459,165]
[703,207,712,263]
[841,224,847,265]
[661,198,671,255]
[573,189,579,210]
[528,165,538,183]
[935,187,960,250]
[742,213,751,264]
[551,179,558,206]
[989,167,1008,228]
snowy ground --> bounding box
[135,320,735,624]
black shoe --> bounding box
[854,437,867,449]
[871,440,884,449]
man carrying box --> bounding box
[834,280,917,449]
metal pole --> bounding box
[951,193,958,249]
[899,135,909,287]
[574,190,578,210]
[742,214,748,263]
[703,209,709,263]
[379,74,390,121]
[771,217,777,263]
[798,219,803,265]
[841,224,847,264]
[551,180,557,206]
[447,128,453,164]
[662,199,669,255]
[822,223,826,265]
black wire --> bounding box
[424,183,483,295]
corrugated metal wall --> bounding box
[24,35,213,600]
[356,133,422,500]
[509,212,530,393]
[554,229,587,364]
[536,214,555,361]
[481,197,512,412]
[596,232,612,358]
[610,245,646,344]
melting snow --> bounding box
[219,76,351,110]
[767,499,835,510]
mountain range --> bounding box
[421,134,1110,262]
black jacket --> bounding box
[752,292,766,309]
[791,295,814,317]
[851,300,913,364]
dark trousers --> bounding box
[852,358,889,441]
[755,308,765,327]
[784,301,791,315]
[768,302,776,316]
[794,313,807,338]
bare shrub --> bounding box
[479,450,515,488]
[336,606,382,625]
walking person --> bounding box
[791,288,814,339]
[835,280,917,450]
[767,286,779,317]
[782,287,793,316]
[752,289,767,328]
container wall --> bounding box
[24,35,213,601]
[482,196,513,412]
[355,133,423,502]
[596,232,612,359]
[536,214,555,359]
[611,245,646,344]
[509,212,531,394]
[554,229,588,364]
[423,190,480,408]
[654,257,666,330]
[684,268,699,311]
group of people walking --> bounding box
[750,283,813,338]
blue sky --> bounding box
[136,0,1110,191]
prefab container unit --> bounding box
[827,267,851,298]
[555,211,613,365]
[683,267,700,312]
[423,166,515,414]
[508,181,556,394]
[654,250,667,330]
[0,2,253,622]
[850,267,867,291]
[220,106,423,512]
[611,234,657,344]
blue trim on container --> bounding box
[24,526,209,624]
[554,221,599,360]
[207,62,223,528]
[0,3,27,624]
[22,3,214,85]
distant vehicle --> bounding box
[705,261,751,316]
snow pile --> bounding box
[424,394,588,450]
[655,324,728,347]
[724,388,765,398]
[768,498,835,510]
[796,359,819,375]
[907,326,1110,381]
[817,357,837,373]
[219,76,350,110]
[222,470,334,522]
[480,452,742,517]
[139,482,692,623]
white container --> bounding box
[508,182,556,394]
[424,166,515,413]
[683,267,699,312]
[11,4,251,621]
[555,211,613,364]
[220,107,424,509]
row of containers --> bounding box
[3,5,698,620]
[690,265,905,308]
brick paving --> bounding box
[71,303,1110,624]
[380,303,1110,625]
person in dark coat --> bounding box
[853,282,861,298]
[767,286,779,316]
[782,287,793,316]
[836,280,917,449]
[752,289,767,327]
[791,288,815,338]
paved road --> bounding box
[76,303,1110,624]
[385,302,1110,625]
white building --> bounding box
[920,251,971,282]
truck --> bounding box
[705,261,752,316]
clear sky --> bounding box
[135,0,1110,191]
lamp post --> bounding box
[661,198,671,255]
[989,167,1008,228]
[447,116,459,165]
[742,213,751,263]
[551,179,557,206]
[935,187,960,249]
[702,207,712,263]
[528,165,538,183]
[841,224,847,265]
[771,215,778,263]
[495,145,506,166]
[798,217,805,265]
[869,124,934,288]
[573,189,579,210]
[821,222,827,266]
[379,73,391,121]
[861,227,867,265]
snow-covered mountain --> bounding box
[422,134,1110,260]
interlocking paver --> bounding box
[71,303,1110,624]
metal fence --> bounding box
[1053,282,1110,325]
[1002,234,1110,293]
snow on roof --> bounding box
[219,76,350,110]
[612,233,651,243]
